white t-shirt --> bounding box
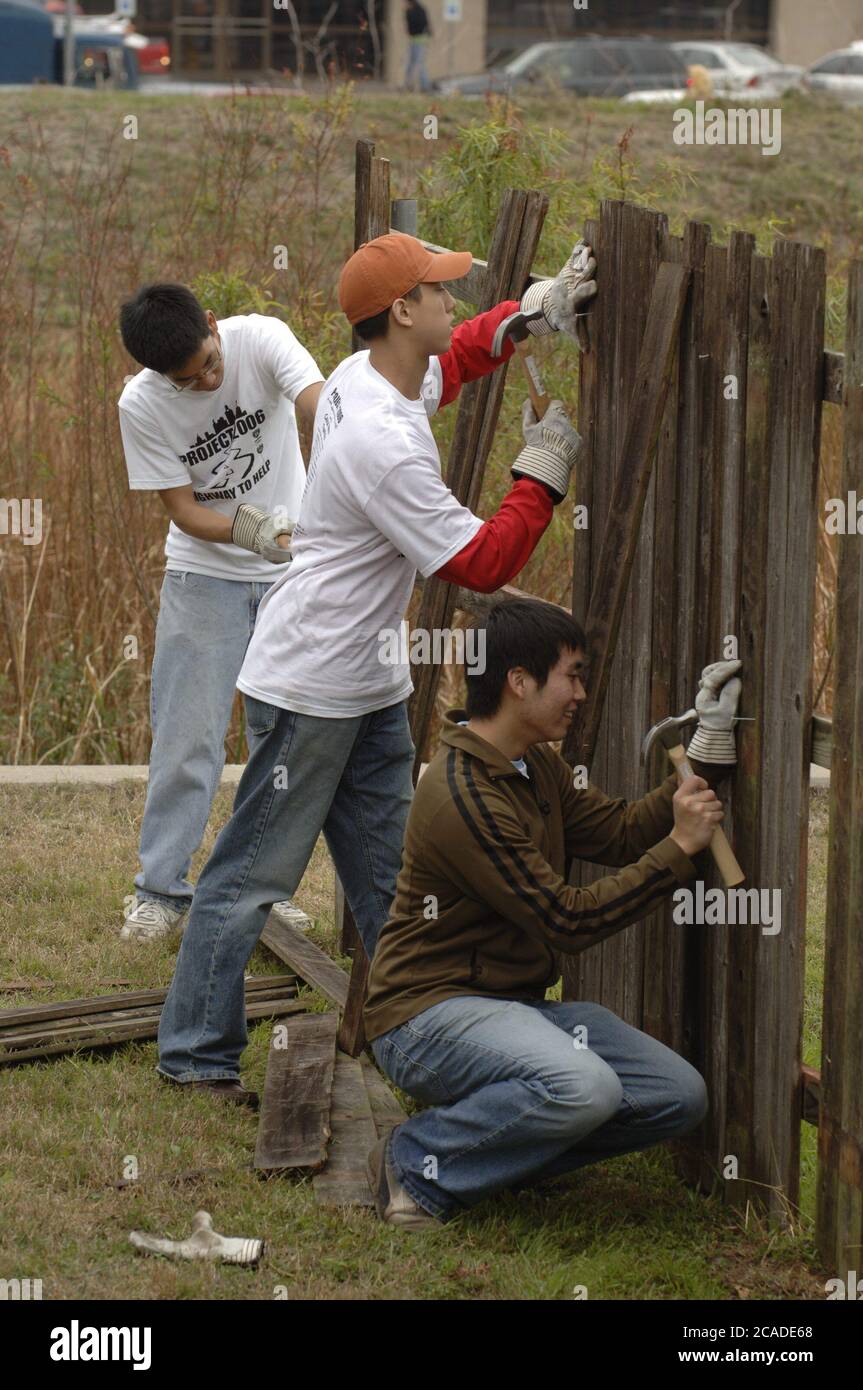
[237,351,484,718]
[458,719,529,778]
[118,314,323,582]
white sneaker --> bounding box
[272,900,313,932]
[120,898,187,943]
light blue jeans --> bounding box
[405,39,431,92]
[371,996,708,1221]
[135,569,274,910]
[157,698,414,1082]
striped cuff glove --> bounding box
[686,660,743,765]
[512,399,582,504]
[521,240,598,345]
[231,504,294,565]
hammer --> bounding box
[491,308,552,419]
[642,711,745,888]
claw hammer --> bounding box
[642,711,745,887]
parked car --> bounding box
[49,14,138,87]
[0,0,55,84]
[124,31,170,76]
[439,37,689,99]
[671,41,802,98]
[802,42,863,105]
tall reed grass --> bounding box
[0,92,842,763]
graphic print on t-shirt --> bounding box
[180,402,272,502]
[119,313,324,582]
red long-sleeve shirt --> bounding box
[430,301,554,592]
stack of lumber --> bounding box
[0,974,302,1066]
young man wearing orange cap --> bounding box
[156,232,597,1104]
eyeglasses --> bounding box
[163,344,223,393]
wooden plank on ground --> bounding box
[360,1054,407,1137]
[1,996,305,1066]
[313,1051,378,1207]
[254,1012,338,1174]
[0,972,295,1031]
[0,973,294,1039]
[262,911,349,1010]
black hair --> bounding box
[354,283,423,343]
[119,283,212,374]
[464,599,587,720]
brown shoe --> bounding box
[182,1079,260,1109]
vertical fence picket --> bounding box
[817,259,863,1276]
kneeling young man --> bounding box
[364,598,741,1228]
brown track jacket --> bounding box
[364,709,713,1041]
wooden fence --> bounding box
[341,140,860,1279]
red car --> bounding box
[124,32,171,75]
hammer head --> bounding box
[641,709,698,765]
[490,308,546,358]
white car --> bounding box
[803,42,863,105]
[671,41,802,99]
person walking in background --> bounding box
[404,0,432,93]
[116,284,324,943]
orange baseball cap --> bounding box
[338,232,473,326]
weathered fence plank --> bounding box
[725,240,826,1224]
[817,258,863,1275]
[408,187,549,773]
[561,256,689,771]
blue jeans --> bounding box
[405,40,431,92]
[371,996,708,1221]
[157,698,414,1082]
[136,570,274,910]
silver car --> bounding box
[803,43,863,105]
[671,40,802,99]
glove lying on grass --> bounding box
[512,399,583,505]
[129,1210,263,1267]
[231,503,294,565]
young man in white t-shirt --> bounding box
[156,233,596,1104]
[117,284,324,941]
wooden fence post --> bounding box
[560,258,689,770]
[408,187,549,775]
[336,141,392,973]
[817,258,863,1276]
[724,238,825,1225]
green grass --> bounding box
[0,783,831,1300]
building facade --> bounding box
[130,0,862,83]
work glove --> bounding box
[129,1210,263,1267]
[512,399,582,505]
[520,240,597,349]
[231,504,294,565]
[686,659,743,765]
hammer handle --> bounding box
[668,743,745,888]
[515,340,551,418]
